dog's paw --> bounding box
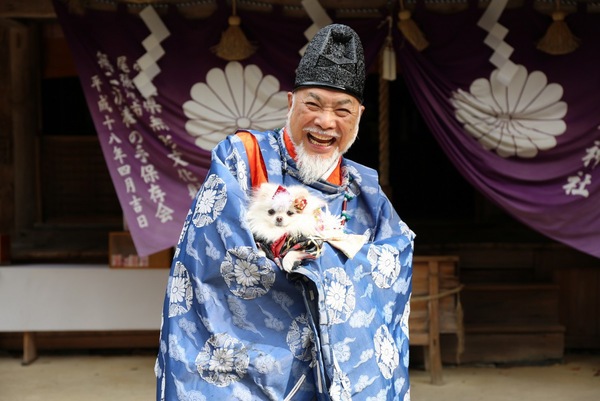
[281,250,312,273]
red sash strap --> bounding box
[236,130,268,188]
[236,130,343,187]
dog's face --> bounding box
[247,183,325,242]
[266,199,300,229]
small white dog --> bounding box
[246,182,329,271]
[246,182,326,244]
[246,182,367,272]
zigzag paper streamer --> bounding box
[477,0,518,86]
[299,0,332,55]
[133,6,170,99]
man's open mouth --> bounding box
[308,133,336,146]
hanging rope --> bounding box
[410,284,464,303]
[378,14,394,198]
[378,57,391,198]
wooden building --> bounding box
[1,0,599,366]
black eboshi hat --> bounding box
[294,24,366,103]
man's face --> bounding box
[287,87,364,159]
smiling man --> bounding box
[156,24,415,401]
[287,24,365,186]
[288,87,364,184]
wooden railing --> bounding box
[410,255,463,385]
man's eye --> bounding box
[336,109,351,117]
[304,102,320,110]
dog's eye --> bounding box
[287,211,295,216]
[268,209,275,216]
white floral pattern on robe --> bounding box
[156,129,415,401]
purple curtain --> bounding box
[53,0,600,259]
[53,0,386,256]
[396,3,600,258]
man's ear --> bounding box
[287,92,294,110]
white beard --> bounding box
[294,142,341,184]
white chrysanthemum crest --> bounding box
[183,62,288,150]
[451,65,567,158]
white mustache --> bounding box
[303,127,340,138]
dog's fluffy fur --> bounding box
[246,182,361,272]
[246,182,326,244]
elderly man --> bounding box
[156,24,415,401]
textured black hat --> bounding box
[294,24,365,102]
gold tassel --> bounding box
[537,2,580,55]
[397,0,428,52]
[381,16,397,81]
[382,39,397,81]
[211,0,257,61]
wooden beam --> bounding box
[0,0,591,20]
[0,0,56,19]
[0,0,391,20]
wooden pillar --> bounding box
[22,332,38,365]
[0,18,40,238]
[426,260,443,384]
[0,19,17,236]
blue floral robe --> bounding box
[155,129,415,401]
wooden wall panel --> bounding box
[39,136,121,223]
[557,266,600,349]
[41,22,77,78]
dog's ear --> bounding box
[253,182,276,201]
[289,186,326,213]
[288,186,309,198]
